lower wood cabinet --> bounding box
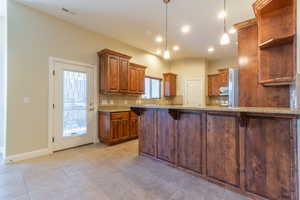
[157,110,176,164]
[98,111,138,145]
[177,111,203,173]
[136,108,298,200]
[206,112,240,187]
[139,110,156,156]
[244,115,296,200]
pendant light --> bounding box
[220,0,230,45]
[163,0,171,59]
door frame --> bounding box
[48,57,98,153]
[184,78,204,106]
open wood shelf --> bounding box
[259,35,294,49]
[253,0,293,15]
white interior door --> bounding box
[53,60,95,151]
[185,79,202,106]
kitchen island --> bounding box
[131,105,300,200]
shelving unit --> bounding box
[253,0,296,85]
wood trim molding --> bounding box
[145,76,163,80]
[234,18,257,31]
[129,63,147,69]
[97,49,132,59]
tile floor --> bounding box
[0,140,251,200]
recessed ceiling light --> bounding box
[156,49,162,55]
[229,27,236,34]
[208,47,215,53]
[155,36,163,43]
[173,46,180,51]
[181,25,190,34]
[218,10,226,19]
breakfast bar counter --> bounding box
[131,105,299,200]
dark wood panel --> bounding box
[157,110,176,163]
[206,113,240,187]
[139,110,156,156]
[177,112,202,173]
[235,20,290,107]
[130,112,138,138]
[245,116,294,200]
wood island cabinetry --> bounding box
[133,107,299,200]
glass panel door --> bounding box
[53,60,95,151]
[63,70,88,137]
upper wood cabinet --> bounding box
[98,49,132,94]
[128,63,146,94]
[163,73,177,97]
[253,0,296,85]
[208,69,228,97]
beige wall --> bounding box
[170,58,207,106]
[207,56,238,74]
[0,16,5,151]
[6,1,170,156]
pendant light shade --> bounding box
[220,0,230,45]
[220,33,230,45]
[163,50,170,59]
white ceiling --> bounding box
[16,0,256,60]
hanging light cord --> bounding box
[165,2,168,51]
[223,0,226,33]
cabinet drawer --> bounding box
[121,112,129,119]
[111,112,129,120]
[111,113,122,120]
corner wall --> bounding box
[6,0,170,156]
[170,58,207,106]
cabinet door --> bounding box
[157,110,175,163]
[206,112,240,187]
[120,112,130,140]
[208,75,213,96]
[111,119,121,142]
[107,55,119,92]
[119,58,129,93]
[219,69,228,86]
[139,110,156,156]
[128,67,138,93]
[137,69,145,94]
[177,112,202,173]
[245,116,295,200]
[130,112,138,138]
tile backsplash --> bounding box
[99,94,177,106]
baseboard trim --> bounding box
[5,148,51,163]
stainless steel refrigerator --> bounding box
[228,68,239,107]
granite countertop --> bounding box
[98,106,131,112]
[130,105,300,115]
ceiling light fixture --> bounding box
[173,45,180,51]
[155,36,163,43]
[208,47,215,53]
[218,11,226,19]
[220,0,230,45]
[163,0,171,59]
[229,27,236,34]
[181,25,190,34]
